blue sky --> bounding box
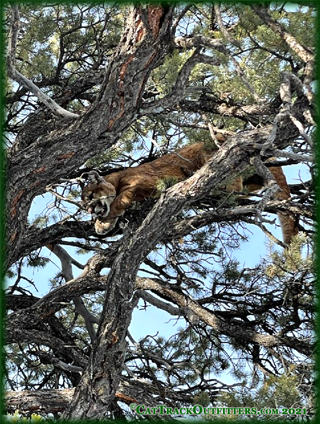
[6,162,310,343]
[4,156,311,393]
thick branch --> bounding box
[6,389,75,414]
[5,387,136,415]
[180,97,277,124]
[6,272,107,334]
[6,4,174,270]
[174,34,225,51]
[136,278,312,356]
[65,130,271,419]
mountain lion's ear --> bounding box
[80,170,105,184]
[79,172,89,180]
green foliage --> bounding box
[5,3,314,419]
[184,128,210,145]
[26,254,49,268]
[6,269,16,279]
[156,176,179,193]
[266,234,312,277]
[67,188,81,199]
[31,216,49,229]
[4,410,43,422]
[214,368,303,421]
[86,126,140,168]
[86,144,126,168]
[150,49,193,96]
[12,4,123,79]
[193,391,211,407]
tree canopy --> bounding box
[4,3,315,420]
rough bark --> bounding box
[5,388,136,415]
[6,5,174,269]
[64,131,261,418]
[6,389,75,415]
[5,3,314,419]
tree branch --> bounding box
[141,48,221,115]
[6,328,88,368]
[252,5,314,64]
[7,5,79,120]
[6,387,137,415]
[46,244,98,343]
[136,278,312,356]
[6,5,174,270]
[174,34,225,51]
[66,128,302,418]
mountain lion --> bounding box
[81,139,298,244]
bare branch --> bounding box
[46,185,85,209]
[201,113,224,147]
[174,35,225,51]
[5,4,314,419]
[46,244,98,343]
[136,278,312,356]
[267,148,313,163]
[7,5,79,120]
[6,387,136,415]
[6,328,88,368]
[137,290,181,316]
[213,4,241,48]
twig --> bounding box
[251,144,313,163]
[46,185,85,209]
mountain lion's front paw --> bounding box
[94,217,118,235]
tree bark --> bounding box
[6,5,174,269]
[5,388,136,415]
[5,4,314,419]
[64,129,270,418]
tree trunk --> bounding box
[5,3,314,420]
[6,5,174,269]
[64,130,268,418]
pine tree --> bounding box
[4,3,315,420]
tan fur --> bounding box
[267,165,298,244]
[81,139,298,244]
[82,173,116,220]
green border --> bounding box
[1,2,5,420]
